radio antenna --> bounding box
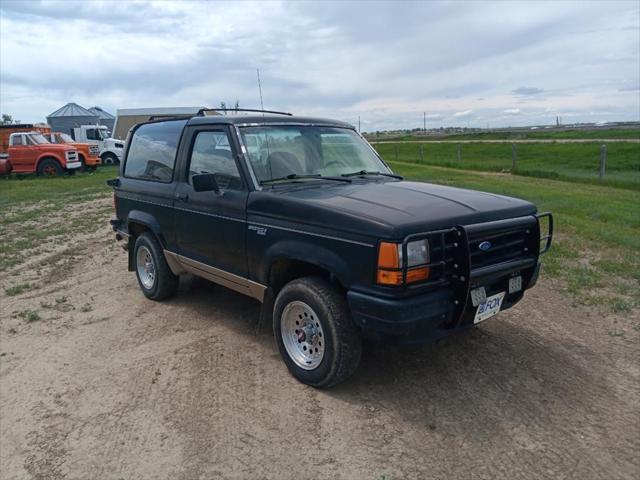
[256,68,272,179]
[257,68,265,112]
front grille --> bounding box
[67,151,77,161]
[467,222,533,269]
[89,145,99,155]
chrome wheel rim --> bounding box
[280,301,325,370]
[136,246,155,290]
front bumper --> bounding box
[85,155,101,166]
[66,161,82,170]
[348,260,541,344]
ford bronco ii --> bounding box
[109,109,553,388]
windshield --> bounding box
[29,133,50,144]
[98,128,109,140]
[239,126,389,183]
[56,133,75,143]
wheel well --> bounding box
[268,258,342,295]
[126,222,152,270]
[37,156,62,170]
[128,221,148,239]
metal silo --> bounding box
[46,103,99,137]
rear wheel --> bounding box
[37,158,63,177]
[133,232,178,301]
[274,277,362,388]
[101,152,118,165]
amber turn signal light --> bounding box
[377,242,429,285]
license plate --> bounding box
[474,292,506,324]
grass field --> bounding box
[1,164,638,313]
[372,127,640,141]
[375,141,640,190]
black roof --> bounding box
[186,114,353,129]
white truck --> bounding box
[71,125,125,165]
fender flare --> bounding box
[259,240,354,288]
[126,210,166,247]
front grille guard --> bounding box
[399,227,472,325]
[536,212,554,254]
[396,213,552,327]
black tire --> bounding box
[273,276,362,388]
[101,152,118,165]
[133,232,178,301]
[78,154,87,172]
[37,158,63,177]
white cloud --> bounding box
[0,0,638,129]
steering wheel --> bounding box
[324,160,347,169]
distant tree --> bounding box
[217,100,241,115]
[1,113,14,125]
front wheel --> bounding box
[133,232,178,301]
[274,277,362,388]
[101,152,118,165]
[37,158,63,177]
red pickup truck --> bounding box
[0,126,81,176]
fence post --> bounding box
[420,144,424,163]
[511,143,517,170]
[395,145,399,162]
[600,144,607,179]
[456,143,461,162]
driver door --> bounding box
[174,127,248,277]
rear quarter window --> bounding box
[124,120,187,182]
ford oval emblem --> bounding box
[479,241,492,251]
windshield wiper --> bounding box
[260,173,351,185]
[341,170,404,180]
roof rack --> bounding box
[197,108,293,116]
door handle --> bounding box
[175,193,189,201]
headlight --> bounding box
[405,239,429,267]
[377,240,430,286]
[115,143,124,149]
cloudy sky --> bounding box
[1,0,638,131]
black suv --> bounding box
[110,110,553,388]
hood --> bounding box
[248,179,537,239]
[106,138,124,148]
[37,143,75,152]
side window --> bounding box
[124,120,186,182]
[188,130,242,191]
[86,129,99,140]
[12,135,23,146]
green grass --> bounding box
[375,142,640,190]
[372,127,640,141]
[388,160,640,311]
[0,167,116,205]
[4,283,32,296]
[16,309,41,322]
[0,167,116,271]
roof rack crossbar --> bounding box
[197,108,293,116]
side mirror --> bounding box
[192,173,220,193]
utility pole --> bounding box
[358,116,361,133]
[423,112,426,135]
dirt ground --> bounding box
[1,197,639,480]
